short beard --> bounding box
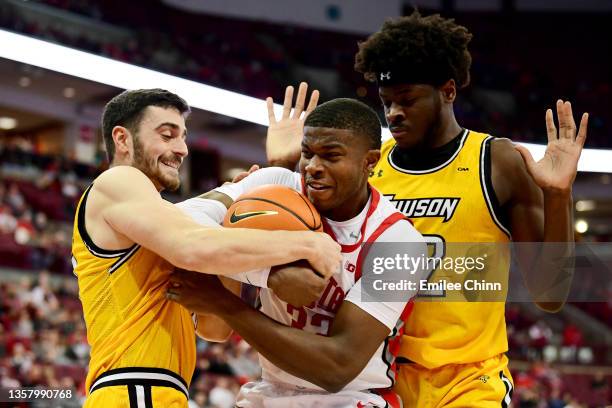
[132,134,181,192]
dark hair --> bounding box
[304,98,382,149]
[354,10,473,88]
[101,89,190,162]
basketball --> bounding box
[222,185,322,231]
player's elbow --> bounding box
[196,328,233,343]
[535,301,564,313]
[318,370,356,393]
[317,351,363,393]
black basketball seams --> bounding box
[234,197,320,231]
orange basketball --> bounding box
[223,185,322,231]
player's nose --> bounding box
[172,137,188,158]
[304,155,324,175]
[386,102,405,124]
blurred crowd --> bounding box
[0,273,263,408]
[0,0,609,147]
[0,138,88,275]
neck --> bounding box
[429,108,462,149]
[323,185,370,222]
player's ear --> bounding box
[439,79,456,103]
[365,149,381,173]
[112,126,132,159]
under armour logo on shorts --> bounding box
[380,71,391,81]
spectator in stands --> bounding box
[562,323,584,348]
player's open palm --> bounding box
[266,82,319,167]
[515,100,588,193]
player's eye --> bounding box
[301,150,313,159]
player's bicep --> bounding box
[97,171,206,264]
[104,199,195,253]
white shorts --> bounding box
[235,380,388,408]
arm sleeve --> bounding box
[175,197,271,287]
[175,197,228,225]
[214,167,301,201]
[344,220,427,330]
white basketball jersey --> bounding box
[214,169,426,408]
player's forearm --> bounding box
[543,189,574,243]
[530,190,575,311]
[177,228,315,275]
[213,296,353,392]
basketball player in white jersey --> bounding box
[167,98,427,408]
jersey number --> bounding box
[418,234,446,297]
[287,304,333,336]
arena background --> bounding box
[0,0,610,407]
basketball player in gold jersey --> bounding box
[266,12,589,407]
[72,88,341,408]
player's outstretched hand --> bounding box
[166,269,231,315]
[268,260,327,307]
[515,100,588,195]
[305,232,342,279]
[266,82,319,168]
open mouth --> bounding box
[161,160,180,170]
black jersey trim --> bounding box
[480,137,511,238]
[108,243,141,274]
[127,384,138,408]
[89,367,189,398]
[77,184,135,258]
[499,370,514,408]
[387,129,469,175]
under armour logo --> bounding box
[380,71,391,81]
[478,375,490,383]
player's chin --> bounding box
[160,174,181,192]
[306,187,334,207]
[309,195,337,213]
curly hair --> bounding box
[304,98,381,149]
[354,10,473,89]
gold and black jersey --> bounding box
[71,184,196,396]
[370,130,511,368]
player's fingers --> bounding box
[247,164,260,174]
[305,89,320,117]
[292,82,308,118]
[576,112,589,146]
[266,97,276,124]
[545,109,556,143]
[562,101,576,140]
[556,100,571,140]
[166,288,181,301]
[282,86,294,118]
[232,164,259,183]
